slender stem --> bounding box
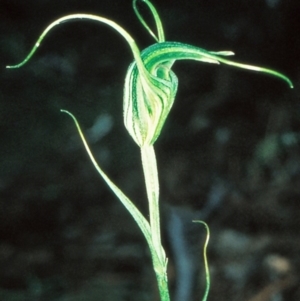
[156,272,171,301]
[141,145,169,301]
[140,145,164,262]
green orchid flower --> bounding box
[7,1,293,301]
[7,0,293,147]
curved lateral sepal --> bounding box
[133,0,165,42]
[6,14,143,73]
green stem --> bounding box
[140,145,163,263]
[140,145,169,300]
[156,272,170,301]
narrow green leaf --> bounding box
[60,110,155,249]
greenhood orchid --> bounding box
[7,1,293,301]
[7,0,293,147]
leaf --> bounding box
[60,110,158,254]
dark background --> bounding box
[0,0,299,300]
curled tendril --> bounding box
[193,220,211,301]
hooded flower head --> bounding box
[7,0,293,148]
